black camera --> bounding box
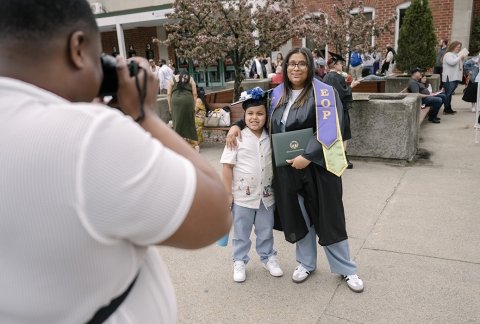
[98,54,139,97]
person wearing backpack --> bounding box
[167,70,200,150]
[349,46,363,80]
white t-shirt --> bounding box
[220,128,274,209]
[0,77,196,323]
[159,65,174,90]
[281,89,303,125]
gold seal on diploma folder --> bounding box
[271,128,313,167]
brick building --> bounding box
[88,0,480,86]
[298,0,480,54]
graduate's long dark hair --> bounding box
[277,47,314,110]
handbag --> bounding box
[204,107,231,127]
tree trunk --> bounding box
[233,67,242,102]
[232,50,243,102]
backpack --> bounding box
[350,52,362,67]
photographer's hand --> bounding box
[115,56,159,121]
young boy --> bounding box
[220,94,283,283]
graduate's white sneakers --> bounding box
[343,274,364,293]
[292,264,311,283]
[263,256,283,277]
[233,261,246,282]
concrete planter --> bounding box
[155,96,170,123]
[348,93,422,161]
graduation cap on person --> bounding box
[231,87,273,109]
[327,52,345,65]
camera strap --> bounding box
[86,272,139,324]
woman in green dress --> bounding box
[167,71,199,150]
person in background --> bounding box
[361,67,385,81]
[271,65,284,84]
[145,43,154,60]
[0,1,231,323]
[226,47,364,293]
[442,41,468,114]
[128,44,136,58]
[372,50,381,75]
[420,74,447,112]
[380,45,395,76]
[249,55,267,79]
[194,86,208,146]
[462,55,479,112]
[148,59,160,76]
[221,89,283,283]
[167,71,199,151]
[263,53,273,76]
[312,49,326,67]
[313,49,327,79]
[407,68,442,123]
[274,52,284,71]
[323,54,360,169]
[349,46,363,80]
[435,39,448,89]
[159,58,174,94]
[362,51,375,76]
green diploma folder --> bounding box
[271,128,313,167]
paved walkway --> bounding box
[158,89,480,323]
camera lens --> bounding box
[98,54,118,97]
[98,54,140,97]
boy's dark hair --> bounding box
[0,0,97,43]
[242,98,267,110]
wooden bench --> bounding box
[201,103,244,143]
[352,80,386,93]
[205,89,235,104]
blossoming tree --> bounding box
[306,0,396,67]
[164,0,308,101]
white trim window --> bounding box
[350,6,375,47]
[394,2,412,50]
[303,11,328,58]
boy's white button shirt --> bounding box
[221,128,274,209]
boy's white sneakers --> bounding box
[263,255,283,277]
[343,274,364,293]
[233,261,246,282]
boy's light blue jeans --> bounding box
[232,201,276,264]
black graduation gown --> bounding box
[270,86,348,246]
[322,72,353,110]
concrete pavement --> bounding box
[158,88,480,323]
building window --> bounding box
[394,2,411,49]
[350,6,375,47]
[304,12,327,57]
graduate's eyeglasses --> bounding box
[287,61,308,69]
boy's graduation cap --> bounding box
[231,87,273,109]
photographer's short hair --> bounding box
[0,0,97,43]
